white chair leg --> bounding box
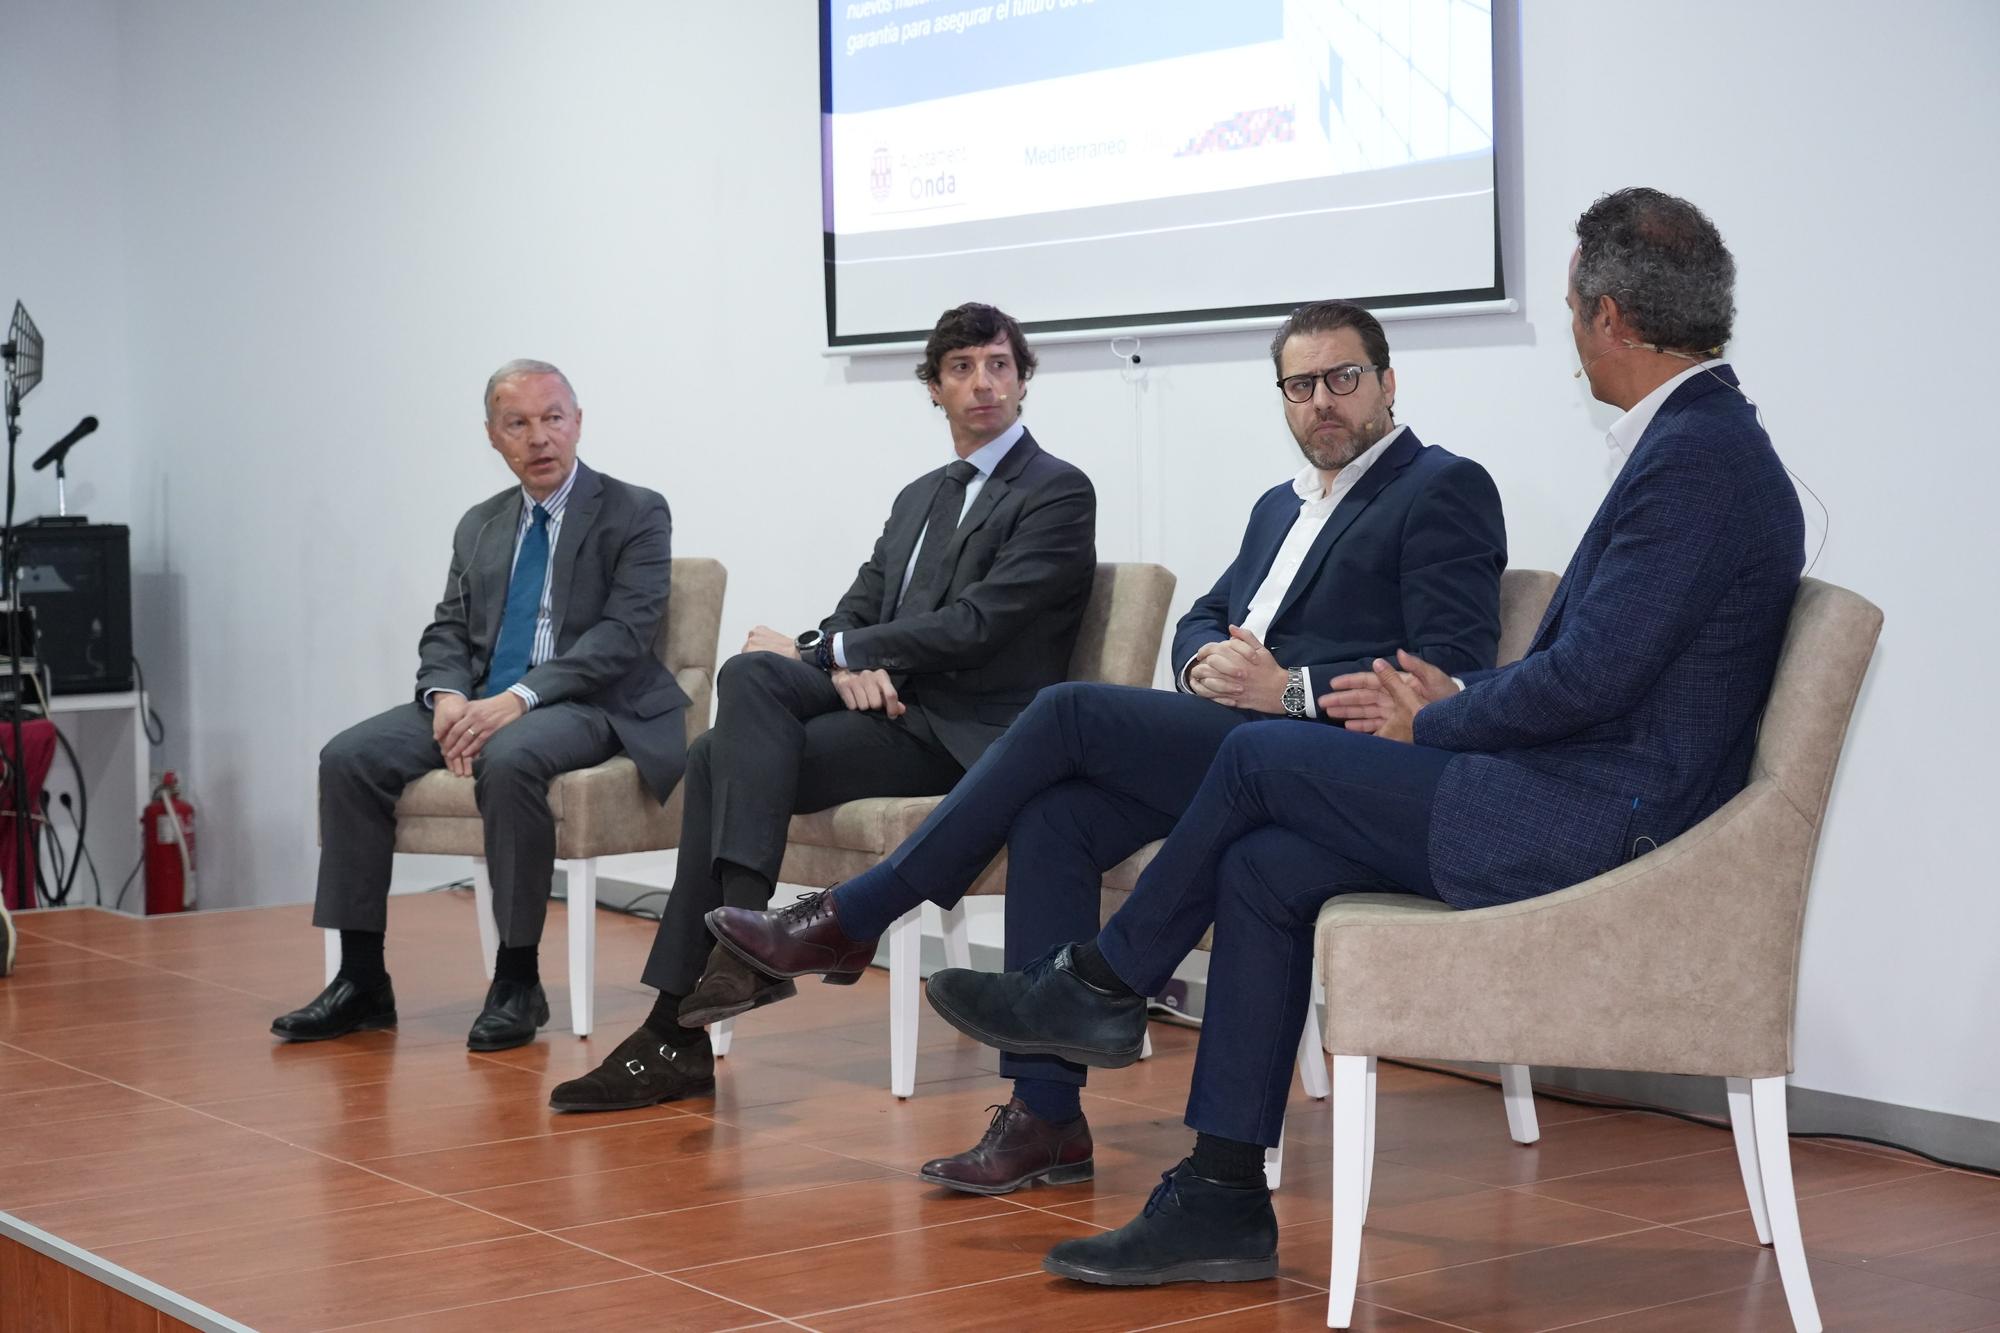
[472,859,499,980]
[1264,1119,1285,1190]
[1751,1076,1821,1332]
[566,858,597,1037]
[1328,1054,1370,1329]
[709,1017,734,1057]
[938,900,972,969]
[1297,998,1330,1100]
[888,909,920,1098]
[1727,1076,1773,1245]
[1501,1063,1541,1144]
[1362,1055,1378,1214]
[322,929,341,986]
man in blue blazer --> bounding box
[704,300,1506,1194]
[908,188,1806,1287]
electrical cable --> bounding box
[595,888,668,922]
[111,848,142,912]
[131,654,164,745]
[60,795,101,905]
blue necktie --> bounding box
[485,503,550,696]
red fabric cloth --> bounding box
[0,718,57,910]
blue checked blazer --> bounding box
[1414,366,1805,908]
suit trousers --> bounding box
[1095,722,1454,1146]
[313,700,619,949]
[864,682,1271,1087]
[641,652,964,996]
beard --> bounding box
[1293,410,1391,472]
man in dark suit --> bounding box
[702,300,1507,1193]
[272,359,685,1052]
[913,189,1806,1287]
[549,302,1097,1111]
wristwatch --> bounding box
[795,629,834,671]
[1281,667,1309,719]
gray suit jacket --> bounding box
[413,459,689,800]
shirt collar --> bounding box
[1606,360,1727,460]
[1292,423,1405,502]
[960,417,1026,478]
[521,460,579,519]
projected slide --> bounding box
[823,0,1500,344]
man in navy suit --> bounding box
[705,300,1506,1194]
[902,188,1806,1286]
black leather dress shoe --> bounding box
[926,943,1147,1068]
[1043,1159,1278,1285]
[920,1099,1094,1195]
[465,979,549,1051]
[706,888,878,984]
[549,1025,715,1112]
[677,943,799,1028]
[271,976,398,1042]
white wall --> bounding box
[6,1,1996,1123]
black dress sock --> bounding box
[717,859,774,907]
[494,943,539,986]
[1068,939,1137,997]
[1191,1132,1268,1188]
[337,929,387,987]
[645,990,707,1042]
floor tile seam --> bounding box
[1488,1178,1767,1232]
[1122,1292,1326,1333]
[305,1275,661,1331]
[132,1217,561,1296]
[1350,1217,1665,1293]
[396,1133,880,1201]
[671,1207,1058,1289]
[1668,1174,2000,1236]
[253,1102,690,1158]
[1530,1266,1792,1331]
[91,1195,471,1270]
[1436,1141,1743,1188]
[537,1169,1021,1233]
[770,1261,1069,1321]
[199,1224,620,1303]
[1511,1160,1956,1228]
[352,1105,741,1175]
[632,1199,1033,1274]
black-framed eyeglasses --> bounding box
[1276,364,1377,403]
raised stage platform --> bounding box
[3,897,1998,1331]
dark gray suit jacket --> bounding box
[823,430,1096,769]
[413,459,689,801]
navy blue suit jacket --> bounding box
[1415,367,1805,907]
[1173,427,1507,695]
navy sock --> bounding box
[1068,938,1136,997]
[1013,1077,1083,1124]
[337,929,387,987]
[494,943,538,986]
[830,862,924,942]
[1191,1132,1267,1188]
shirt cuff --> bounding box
[1297,669,1318,718]
[1176,656,1198,694]
[508,683,538,710]
[831,632,849,670]
[422,688,464,711]
[1451,677,1466,693]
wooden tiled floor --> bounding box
[3,897,1999,1332]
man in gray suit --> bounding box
[272,359,686,1051]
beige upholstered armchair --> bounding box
[1315,578,1882,1332]
[321,556,728,1037]
[762,562,1178,1095]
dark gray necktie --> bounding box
[897,459,980,615]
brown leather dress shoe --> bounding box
[706,888,878,984]
[677,942,798,1028]
[919,1098,1094,1195]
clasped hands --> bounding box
[1319,650,1460,743]
[432,691,526,777]
[744,624,905,718]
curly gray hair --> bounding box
[1573,189,1735,354]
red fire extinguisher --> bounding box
[142,772,197,914]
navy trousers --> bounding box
[872,681,1271,1088]
[1097,721,1454,1147]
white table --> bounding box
[41,689,151,912]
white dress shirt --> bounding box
[1180,424,1407,716]
[833,418,1026,668]
[1606,359,1727,461]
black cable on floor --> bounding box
[1387,1057,2000,1180]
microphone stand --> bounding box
[2,373,30,912]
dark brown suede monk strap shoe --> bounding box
[676,942,798,1028]
[920,1098,1094,1195]
[549,1025,714,1112]
[271,976,397,1042]
[706,888,877,984]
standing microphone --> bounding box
[32,416,98,471]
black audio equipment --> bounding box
[14,522,131,693]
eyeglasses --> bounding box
[1276,364,1377,403]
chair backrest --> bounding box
[1066,562,1178,687]
[1749,578,1885,827]
[657,557,727,740]
[1496,568,1560,667]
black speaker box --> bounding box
[14,522,133,693]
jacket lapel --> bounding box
[1267,428,1423,629]
[547,461,602,646]
[474,490,522,650]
